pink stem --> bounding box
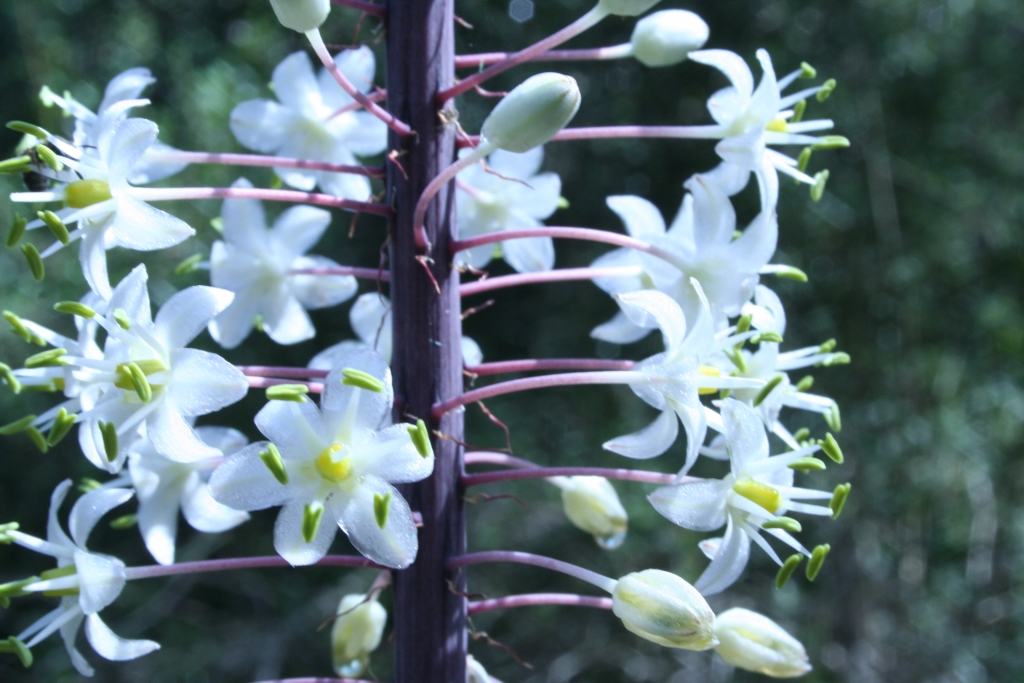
[143,150,385,178]
[464,451,541,469]
[246,376,324,393]
[127,186,392,217]
[456,125,723,148]
[249,679,374,683]
[468,593,613,616]
[237,366,329,379]
[123,555,382,581]
[331,0,386,18]
[455,45,632,68]
[438,5,607,103]
[460,266,642,297]
[463,467,677,488]
[447,551,617,593]
[328,90,387,119]
[432,370,644,418]
[465,359,635,376]
[414,145,490,251]
[450,226,685,271]
[289,266,391,280]
[306,29,412,138]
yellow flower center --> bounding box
[65,179,113,208]
[765,117,788,133]
[732,479,782,513]
[697,365,720,396]
[316,444,352,483]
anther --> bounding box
[259,443,289,484]
[374,492,392,529]
[20,243,45,281]
[341,368,385,393]
[805,544,831,581]
[265,384,309,403]
[753,375,784,407]
[6,214,27,248]
[775,554,802,589]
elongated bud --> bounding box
[556,476,628,549]
[712,608,811,678]
[268,0,330,33]
[331,593,387,677]
[598,0,663,17]
[631,10,709,67]
[480,73,581,153]
[611,569,718,650]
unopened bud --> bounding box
[631,10,709,67]
[480,73,581,153]
[331,593,387,677]
[599,0,663,17]
[268,0,330,33]
[612,569,718,650]
[555,476,628,549]
[713,608,811,678]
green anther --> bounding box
[0,415,36,436]
[34,145,62,172]
[762,516,802,533]
[556,197,570,210]
[812,135,850,151]
[791,99,807,124]
[54,301,96,318]
[0,636,33,668]
[6,121,48,139]
[753,375,784,407]
[210,217,224,234]
[810,170,829,201]
[37,211,70,245]
[724,347,747,373]
[815,78,837,102]
[799,62,817,79]
[341,368,385,393]
[259,443,289,485]
[788,457,826,472]
[720,388,731,399]
[65,179,112,208]
[731,230,742,240]
[818,338,836,353]
[775,554,803,589]
[24,347,67,369]
[252,314,265,332]
[820,352,851,366]
[20,243,44,282]
[3,311,31,342]
[25,426,48,453]
[109,514,138,530]
[826,404,842,432]
[796,147,812,174]
[753,331,784,344]
[265,383,309,403]
[373,492,392,529]
[78,478,102,493]
[796,375,814,392]
[735,314,752,334]
[0,363,21,394]
[112,308,131,330]
[99,420,118,462]
[407,419,432,458]
[806,543,831,581]
[30,333,46,347]
[6,214,27,248]
[829,483,851,519]
[0,156,33,174]
[302,502,324,544]
[126,362,152,403]
[792,427,810,443]
[47,408,77,446]
[174,254,205,276]
[21,382,58,393]
[776,266,808,282]
[819,432,843,463]
[0,576,39,599]
[38,85,57,107]
[40,564,77,581]
[0,522,19,546]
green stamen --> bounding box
[407,419,432,458]
[812,135,850,150]
[37,211,70,245]
[34,145,62,172]
[829,483,851,519]
[259,443,289,485]
[806,544,831,580]
[20,243,44,281]
[811,170,829,201]
[24,347,67,369]
[99,421,118,462]
[795,375,813,392]
[6,121,48,139]
[775,554,803,589]
[0,636,33,668]
[0,415,36,435]
[0,156,32,174]
[791,99,807,124]
[819,433,843,463]
[799,62,817,79]
[752,331,783,344]
[302,502,324,544]
[341,368,385,393]
[110,514,138,530]
[0,363,22,394]
[735,314,752,334]
[792,427,810,443]
[25,426,48,453]
[112,309,131,330]
[762,516,802,533]
[173,254,205,276]
[265,384,309,402]
[753,375,783,407]
[6,214,27,247]
[53,301,96,318]
[47,408,77,446]
[77,478,103,493]
[773,266,808,282]
[3,311,32,342]
[374,492,392,529]
[788,457,825,472]
[816,78,836,101]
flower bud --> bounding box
[331,593,387,677]
[612,569,717,650]
[598,0,663,17]
[480,73,581,153]
[631,10,709,67]
[555,476,628,549]
[713,608,811,678]
[268,0,330,33]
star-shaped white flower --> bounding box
[207,178,358,348]
[209,348,434,568]
[648,399,833,595]
[455,146,562,273]
[230,48,387,200]
[5,480,159,676]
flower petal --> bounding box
[167,348,249,415]
[289,256,358,309]
[230,99,289,153]
[350,293,392,358]
[721,399,769,476]
[321,349,393,432]
[154,286,235,349]
[461,336,484,366]
[274,499,339,566]
[181,473,250,533]
[135,475,181,565]
[693,517,751,596]
[336,478,418,569]
[208,443,293,511]
[488,147,544,178]
[47,480,74,549]
[59,608,93,677]
[308,340,370,371]
[102,118,158,185]
[272,51,323,114]
[107,264,151,325]
[254,399,327,460]
[84,613,160,661]
[318,46,377,108]
[648,479,729,531]
[74,550,126,614]
[689,49,755,106]
[146,404,222,463]
[615,290,688,350]
[195,426,248,454]
[220,177,269,247]
[502,231,555,273]
[79,225,112,300]
[351,424,435,484]
[98,67,155,114]
[603,409,678,459]
[590,311,651,344]
[128,141,188,185]
[106,194,194,251]
[263,293,316,345]
[70,487,134,549]
[269,204,331,258]
[606,195,666,239]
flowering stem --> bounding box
[122,555,383,581]
[236,366,329,379]
[331,0,386,18]
[447,551,618,593]
[306,29,413,138]
[246,376,323,393]
[454,44,632,69]
[127,186,393,217]
[460,265,643,297]
[289,265,391,281]
[464,451,541,468]
[468,593,613,616]
[462,466,677,488]
[437,5,609,103]
[142,149,386,178]
[456,125,723,148]
[465,359,635,376]
[432,371,645,418]
[413,143,494,251]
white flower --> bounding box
[611,569,718,650]
[549,476,628,549]
[10,117,194,298]
[591,167,777,340]
[647,399,833,595]
[208,178,357,348]
[466,655,492,683]
[602,284,762,475]
[229,48,386,200]
[456,146,561,273]
[713,608,811,678]
[209,348,434,568]
[5,480,159,676]
[331,592,387,677]
[129,425,251,565]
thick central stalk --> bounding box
[386,2,466,683]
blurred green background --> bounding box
[1,0,1023,681]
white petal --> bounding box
[590,311,651,344]
[154,286,235,348]
[337,111,388,157]
[606,195,666,239]
[129,141,188,185]
[721,399,769,477]
[79,225,112,300]
[615,290,687,350]
[181,473,250,532]
[220,177,269,247]
[70,487,134,548]
[501,171,562,220]
[195,426,248,454]
[693,517,751,596]
[272,51,323,114]
[262,294,316,345]
[487,147,544,178]
[84,613,160,661]
[350,423,434,483]
[730,209,778,274]
[315,162,374,200]
[603,409,678,459]
[47,480,75,548]
[318,46,377,108]
[689,49,755,105]
[135,477,180,565]
[321,350,393,430]
[103,118,158,184]
[648,479,729,531]
[166,348,248,416]
[461,336,484,366]
[208,443,293,511]
[230,99,289,153]
[274,499,339,566]
[350,293,392,358]
[270,204,331,260]
[107,264,151,324]
[98,68,155,114]
[685,171,737,250]
[671,391,708,477]
[147,404,222,463]
[59,609,93,677]
[336,478,418,569]
[105,194,194,251]
[254,399,327,460]
[74,550,126,614]
[308,340,371,371]
[207,283,263,350]
[289,256,358,309]
[502,231,555,273]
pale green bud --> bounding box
[611,569,718,650]
[599,0,663,17]
[713,608,811,678]
[269,0,330,33]
[331,593,387,677]
[480,73,581,153]
[556,476,628,549]
[630,10,709,67]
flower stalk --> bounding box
[446,551,618,593]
